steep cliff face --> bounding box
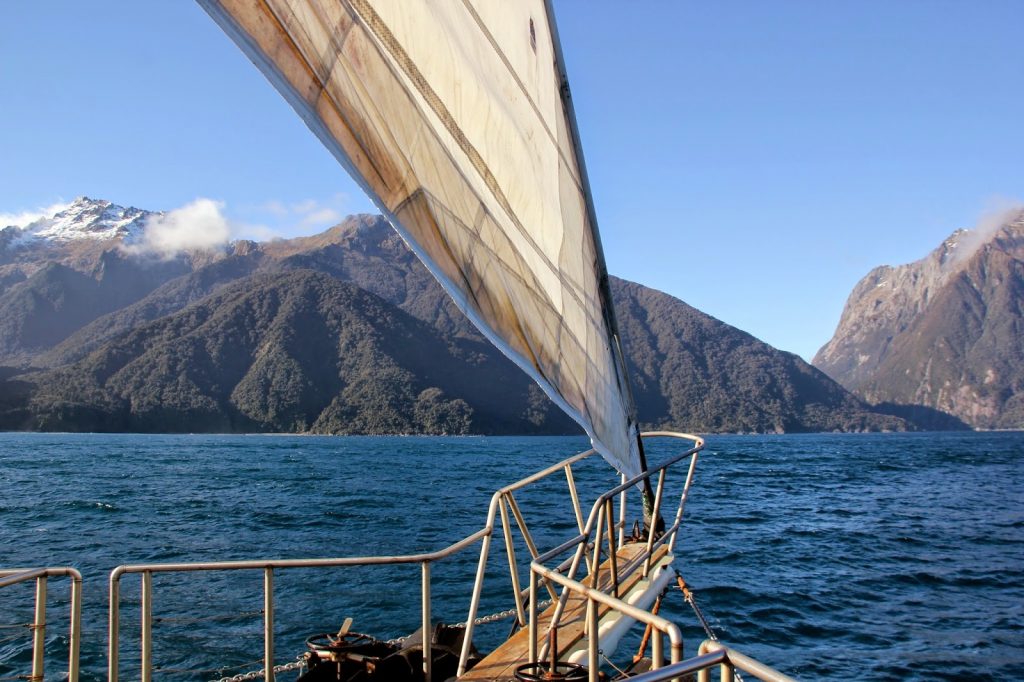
[814,210,1024,429]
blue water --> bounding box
[1,432,1022,681]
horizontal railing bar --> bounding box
[0,567,83,589]
[626,650,728,680]
[699,640,797,682]
[112,528,490,578]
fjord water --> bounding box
[0,432,1021,681]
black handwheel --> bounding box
[305,631,376,654]
[514,661,589,681]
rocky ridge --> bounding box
[0,199,926,434]
[814,209,1024,429]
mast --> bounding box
[541,1,658,521]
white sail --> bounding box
[198,0,642,477]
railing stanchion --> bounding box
[605,498,619,598]
[652,629,663,670]
[69,572,81,682]
[644,469,667,577]
[499,496,526,626]
[422,561,432,682]
[590,505,604,591]
[721,662,734,682]
[31,575,46,682]
[459,531,491,677]
[507,493,558,602]
[670,453,699,553]
[264,567,275,682]
[141,571,152,682]
[586,597,599,682]
[528,568,538,664]
[109,571,120,682]
[565,464,585,534]
[618,473,627,550]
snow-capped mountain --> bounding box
[3,197,155,246]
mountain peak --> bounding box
[814,207,1024,429]
[10,197,153,246]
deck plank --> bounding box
[461,543,670,681]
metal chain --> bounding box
[385,599,554,646]
[211,600,558,678]
[208,655,305,682]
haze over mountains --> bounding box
[0,197,954,434]
[814,208,1024,430]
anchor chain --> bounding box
[386,599,554,645]
[208,655,305,682]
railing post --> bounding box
[586,597,599,682]
[31,575,46,682]
[669,453,699,553]
[720,662,734,682]
[69,573,82,682]
[109,572,120,682]
[458,532,492,677]
[528,568,538,664]
[507,494,558,602]
[565,465,585,534]
[644,470,667,577]
[589,505,604,591]
[264,567,275,682]
[141,571,152,682]
[499,496,526,626]
[422,561,432,682]
[618,473,627,550]
[651,630,663,670]
[605,498,619,598]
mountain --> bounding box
[19,271,568,434]
[814,210,1024,429]
[613,278,905,433]
[0,198,913,434]
[1,197,151,246]
[0,197,205,366]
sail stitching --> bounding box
[345,0,594,315]
[456,0,586,194]
[258,0,394,191]
[393,188,612,384]
[254,0,606,339]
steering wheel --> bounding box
[514,661,589,681]
[305,631,376,655]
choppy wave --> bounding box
[0,431,1021,680]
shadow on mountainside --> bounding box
[870,402,971,431]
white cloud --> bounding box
[952,198,1024,264]
[128,198,232,257]
[301,207,343,228]
[0,200,70,229]
[255,194,351,236]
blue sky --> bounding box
[2,1,1021,361]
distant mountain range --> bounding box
[814,209,1024,430]
[0,197,925,434]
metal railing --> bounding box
[107,533,487,682]
[0,567,83,682]
[626,639,798,682]
[106,432,705,682]
[524,433,704,680]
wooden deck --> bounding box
[461,543,671,681]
